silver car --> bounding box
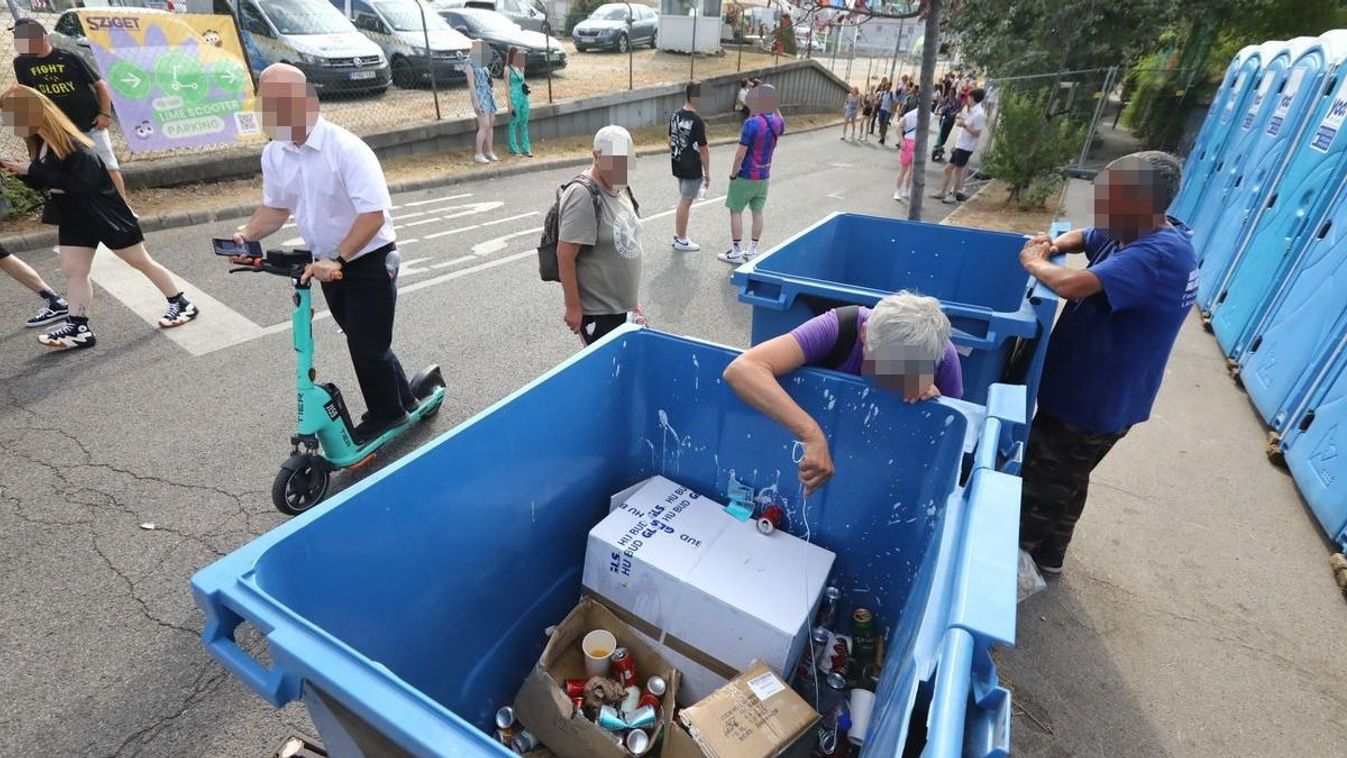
[435,0,550,32]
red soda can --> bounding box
[757,503,786,534]
[564,678,588,698]
[610,647,638,689]
[638,693,661,712]
[571,696,587,716]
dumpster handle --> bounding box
[925,628,1012,758]
[973,417,1002,472]
[738,278,791,310]
[201,593,301,707]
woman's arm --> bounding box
[24,149,106,195]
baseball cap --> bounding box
[10,18,46,34]
[593,125,633,157]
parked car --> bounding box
[218,0,391,96]
[434,0,550,33]
[328,0,472,88]
[434,6,566,75]
[571,3,658,53]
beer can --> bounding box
[572,696,587,716]
[638,693,662,712]
[757,503,785,534]
[564,678,588,698]
[610,647,638,689]
[645,675,666,698]
[511,729,540,754]
[851,607,877,663]
[495,706,517,730]
[626,728,652,755]
[625,704,657,730]
[816,586,842,629]
[811,626,834,671]
[495,724,521,746]
[597,705,627,731]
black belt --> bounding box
[347,241,397,265]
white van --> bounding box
[332,0,472,88]
[211,0,391,95]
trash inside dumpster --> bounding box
[191,327,1020,758]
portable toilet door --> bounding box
[1236,171,1347,432]
[1277,345,1347,551]
[1190,37,1319,313]
[1170,45,1266,225]
[1209,31,1347,359]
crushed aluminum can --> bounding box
[625,704,657,730]
[510,729,539,754]
[626,728,651,755]
[495,706,516,730]
[597,704,627,731]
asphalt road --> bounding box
[0,126,954,757]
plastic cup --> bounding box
[848,688,876,745]
[583,629,617,678]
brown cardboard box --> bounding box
[514,597,679,758]
[677,661,820,758]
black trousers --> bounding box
[1018,413,1129,564]
[321,245,415,423]
[581,313,627,345]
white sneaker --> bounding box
[718,249,746,264]
[474,153,490,164]
[487,153,500,162]
[672,237,701,252]
[744,248,758,261]
[893,190,903,201]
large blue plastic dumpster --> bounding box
[1237,177,1347,432]
[191,326,1023,758]
[1209,32,1347,359]
[1189,38,1326,313]
[728,213,1058,446]
[1277,344,1347,551]
[1170,45,1268,224]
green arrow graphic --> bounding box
[107,60,151,100]
[208,59,248,95]
[153,51,208,106]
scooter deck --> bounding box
[324,387,447,469]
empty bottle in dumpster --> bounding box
[584,476,836,703]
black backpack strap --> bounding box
[819,306,861,369]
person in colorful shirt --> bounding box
[723,291,964,494]
[506,47,532,158]
[718,83,785,265]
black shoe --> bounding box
[1031,545,1065,576]
[355,412,411,442]
[954,192,969,202]
[159,299,199,329]
[26,301,68,328]
[37,319,96,350]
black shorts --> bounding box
[950,148,974,168]
[581,313,627,345]
[58,223,144,250]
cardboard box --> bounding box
[678,661,821,758]
[584,477,836,702]
[513,597,679,758]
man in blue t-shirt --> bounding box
[1017,151,1196,575]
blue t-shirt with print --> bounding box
[1036,219,1198,434]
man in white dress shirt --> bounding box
[234,64,415,438]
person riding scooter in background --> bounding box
[232,64,416,441]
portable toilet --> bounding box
[1170,45,1268,225]
[1276,345,1347,551]
[1237,173,1347,434]
[1189,37,1320,313]
[1208,31,1347,358]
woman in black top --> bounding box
[0,85,198,350]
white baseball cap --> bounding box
[594,125,633,157]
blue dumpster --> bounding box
[728,213,1058,447]
[1169,44,1269,225]
[1189,37,1324,313]
[1209,32,1347,359]
[191,327,1023,758]
[1237,179,1347,432]
[1278,345,1347,551]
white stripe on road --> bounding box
[430,255,477,269]
[397,250,538,295]
[399,192,472,208]
[87,246,268,357]
[479,211,539,227]
[423,224,480,240]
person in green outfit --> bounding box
[507,47,532,158]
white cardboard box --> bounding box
[583,476,836,703]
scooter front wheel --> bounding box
[272,454,331,516]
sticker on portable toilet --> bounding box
[1266,68,1307,137]
[1223,71,1248,119]
[1243,73,1276,131]
[1311,81,1347,152]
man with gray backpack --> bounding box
[537,125,645,346]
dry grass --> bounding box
[945,179,1066,236]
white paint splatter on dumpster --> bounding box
[692,354,700,390]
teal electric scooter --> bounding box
[228,249,446,515]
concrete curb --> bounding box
[0,117,841,255]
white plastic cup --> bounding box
[848,688,876,745]
[582,629,617,678]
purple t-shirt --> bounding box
[790,307,964,398]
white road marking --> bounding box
[430,255,477,269]
[391,211,427,221]
[86,246,268,356]
[398,250,538,295]
[472,227,543,256]
[424,224,481,240]
[400,192,473,208]
[404,217,445,228]
[479,211,539,227]
[399,257,433,277]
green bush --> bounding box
[1,171,42,223]
[983,92,1086,209]
[563,0,608,36]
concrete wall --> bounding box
[123,58,848,188]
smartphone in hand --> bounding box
[212,237,262,257]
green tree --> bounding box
[0,171,42,223]
[983,92,1086,208]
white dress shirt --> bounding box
[261,116,395,261]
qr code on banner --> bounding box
[235,110,261,136]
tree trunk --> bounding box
[908,0,941,221]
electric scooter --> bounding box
[227,248,446,515]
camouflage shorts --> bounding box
[1018,413,1129,560]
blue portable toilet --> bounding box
[1277,346,1347,551]
[1237,174,1347,433]
[1188,38,1326,314]
[1170,45,1267,225]
[1208,32,1347,359]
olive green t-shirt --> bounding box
[558,179,643,315]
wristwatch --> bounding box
[334,255,347,270]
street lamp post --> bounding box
[624,0,634,90]
[689,4,697,81]
[416,0,442,121]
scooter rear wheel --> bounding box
[272,454,331,516]
[410,365,447,419]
